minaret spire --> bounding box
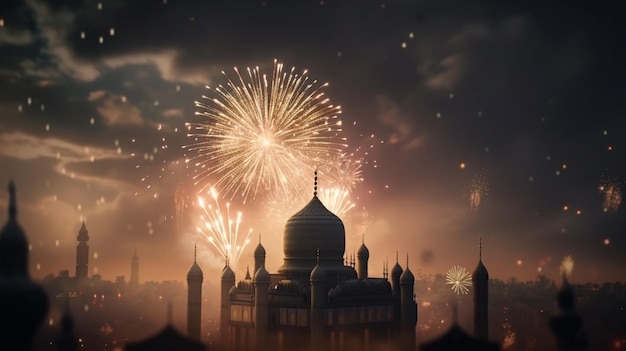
[479,237,482,261]
[396,251,399,264]
[406,253,409,269]
[8,180,16,221]
[313,169,318,197]
[193,243,197,262]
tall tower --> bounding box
[75,220,89,279]
[220,259,235,348]
[254,234,266,274]
[130,248,139,285]
[399,254,417,351]
[0,181,49,351]
[187,245,203,341]
[356,235,369,279]
[391,251,403,328]
[254,264,270,349]
[473,238,489,340]
[310,250,326,345]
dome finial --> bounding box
[395,251,399,264]
[362,233,364,245]
[316,248,320,263]
[8,180,16,221]
[194,243,197,262]
[406,253,409,269]
[259,232,262,244]
[479,237,482,261]
[313,169,318,197]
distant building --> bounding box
[125,325,205,351]
[187,244,204,341]
[131,248,140,285]
[75,220,90,280]
[0,181,49,351]
[218,173,417,351]
[550,276,588,351]
[420,324,500,351]
[472,239,489,341]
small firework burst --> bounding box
[598,176,622,213]
[470,172,489,213]
[195,187,253,269]
[446,265,472,295]
[560,255,574,279]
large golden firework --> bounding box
[186,60,346,202]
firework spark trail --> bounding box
[196,187,253,268]
[446,265,472,295]
[560,255,574,279]
[186,60,347,202]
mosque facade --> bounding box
[209,181,418,351]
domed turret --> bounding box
[357,242,369,258]
[0,181,49,350]
[310,252,326,283]
[254,265,270,284]
[77,220,89,242]
[254,234,266,274]
[400,267,414,283]
[357,235,369,279]
[279,171,347,280]
[187,247,203,281]
[254,241,266,257]
[221,263,235,282]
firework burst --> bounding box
[598,177,622,213]
[446,265,472,295]
[470,172,489,213]
[195,187,253,268]
[186,60,347,202]
[560,255,574,279]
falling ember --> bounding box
[186,60,347,202]
[195,187,253,269]
[560,255,574,279]
[446,265,472,295]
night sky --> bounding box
[1,0,624,284]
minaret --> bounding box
[472,238,489,340]
[0,181,49,351]
[130,248,139,285]
[254,264,270,350]
[550,276,588,350]
[75,220,89,280]
[310,249,326,346]
[400,254,417,351]
[187,244,203,341]
[356,234,369,279]
[56,302,78,351]
[220,258,235,348]
[254,233,266,274]
[391,251,403,328]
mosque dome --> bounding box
[253,266,270,284]
[400,267,414,284]
[282,195,345,267]
[221,265,235,282]
[187,262,203,280]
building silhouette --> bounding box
[550,276,588,351]
[187,244,203,341]
[75,220,90,280]
[131,248,140,285]
[0,181,49,351]
[472,238,489,341]
[219,172,417,351]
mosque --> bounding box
[188,173,419,351]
